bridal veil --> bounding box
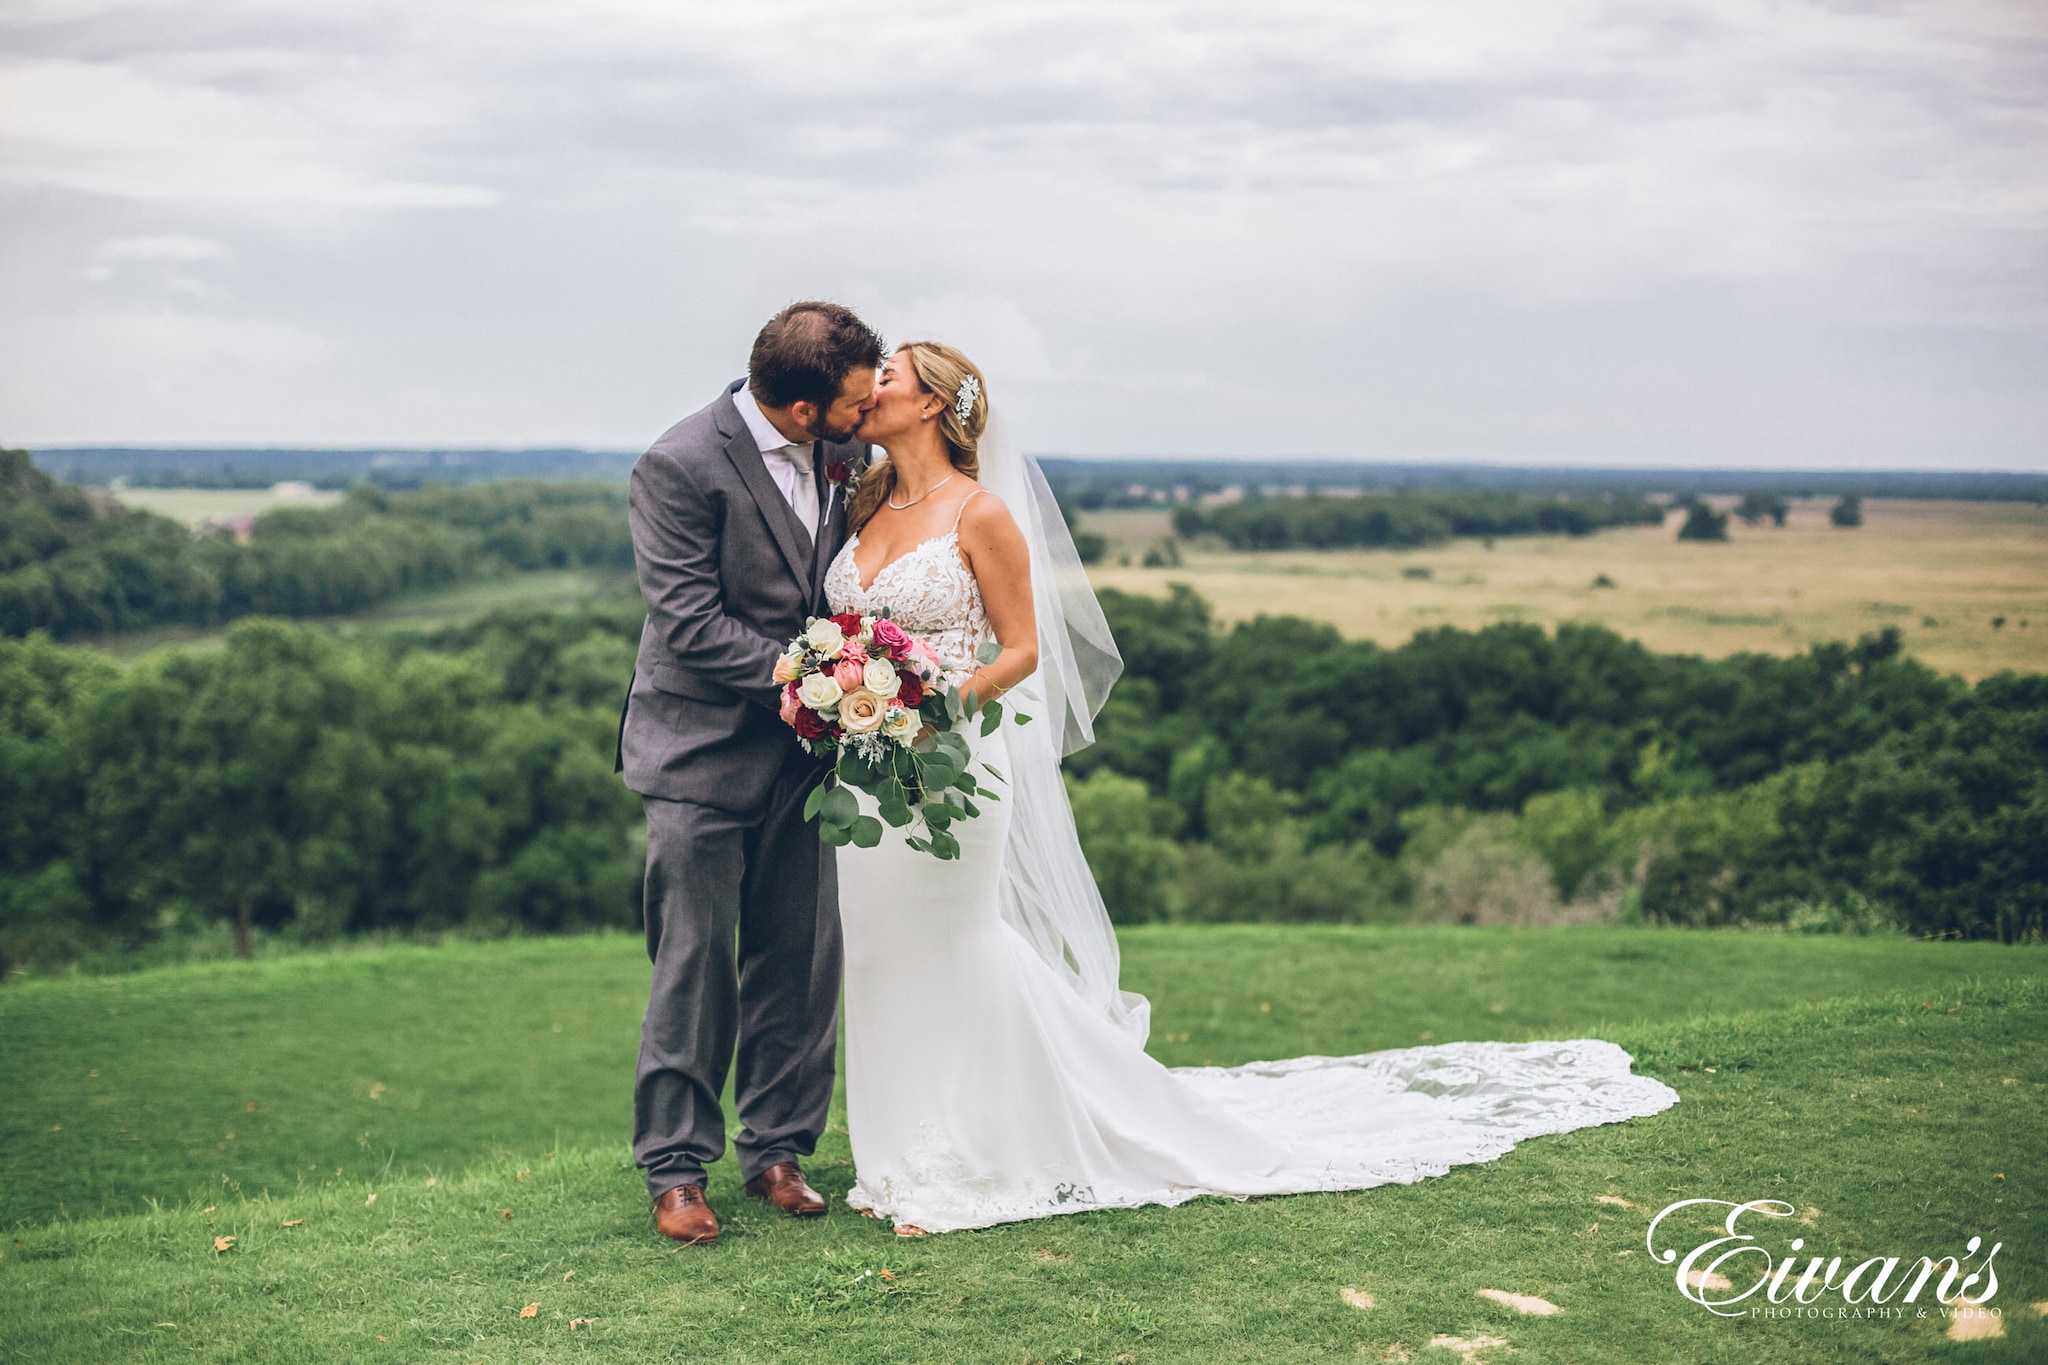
[973,414,1153,1046]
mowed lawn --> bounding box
[2,927,2043,1363]
[1086,499,2048,681]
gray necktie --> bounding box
[769,444,818,540]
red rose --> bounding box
[894,671,924,706]
[794,707,830,741]
[830,611,863,639]
[825,461,851,485]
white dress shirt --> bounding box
[732,382,820,540]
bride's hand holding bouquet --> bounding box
[776,610,1023,860]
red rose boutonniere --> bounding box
[826,453,867,503]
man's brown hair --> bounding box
[747,302,886,411]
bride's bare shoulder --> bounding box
[956,483,1015,533]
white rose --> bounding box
[838,688,887,733]
[797,673,843,709]
[862,658,898,696]
[882,706,919,741]
[805,619,846,658]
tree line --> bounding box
[1065,587,2044,940]
[0,606,648,973]
[2,585,2040,975]
[0,450,632,639]
[1171,490,1668,550]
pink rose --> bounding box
[909,638,943,683]
[772,653,801,684]
[832,657,866,691]
[779,683,801,727]
[870,618,912,659]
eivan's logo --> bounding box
[1647,1199,2000,1319]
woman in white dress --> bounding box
[824,341,1679,1236]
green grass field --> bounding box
[108,486,347,526]
[83,569,634,659]
[3,927,2043,1362]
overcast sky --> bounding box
[2,0,2044,467]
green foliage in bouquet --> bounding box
[805,639,1021,861]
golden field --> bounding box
[1083,498,2047,680]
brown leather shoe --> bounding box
[652,1184,720,1243]
[743,1161,826,1217]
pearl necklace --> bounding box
[887,470,956,510]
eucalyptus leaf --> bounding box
[821,786,859,826]
[975,641,1002,665]
[931,829,960,860]
[819,821,853,847]
[850,815,883,848]
[980,762,1006,783]
[801,782,828,822]
[877,796,913,828]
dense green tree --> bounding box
[1736,492,1789,527]
[1677,501,1729,541]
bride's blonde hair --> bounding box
[848,341,989,534]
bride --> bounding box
[823,340,1679,1236]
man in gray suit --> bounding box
[615,301,883,1244]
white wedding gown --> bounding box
[823,507,1680,1234]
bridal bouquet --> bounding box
[776,611,1018,860]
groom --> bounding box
[615,301,884,1244]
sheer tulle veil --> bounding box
[973,412,1152,1045]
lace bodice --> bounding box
[825,521,993,676]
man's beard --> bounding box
[805,409,861,443]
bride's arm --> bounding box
[956,491,1039,710]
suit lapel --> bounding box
[715,390,813,589]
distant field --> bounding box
[1086,498,2048,679]
[82,569,634,659]
[338,568,635,626]
[109,485,345,525]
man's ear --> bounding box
[787,399,819,431]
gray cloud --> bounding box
[1,0,2043,465]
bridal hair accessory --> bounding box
[954,374,980,422]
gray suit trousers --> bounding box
[633,745,841,1197]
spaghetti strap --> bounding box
[950,486,988,531]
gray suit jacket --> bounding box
[615,378,867,812]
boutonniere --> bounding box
[827,450,871,499]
